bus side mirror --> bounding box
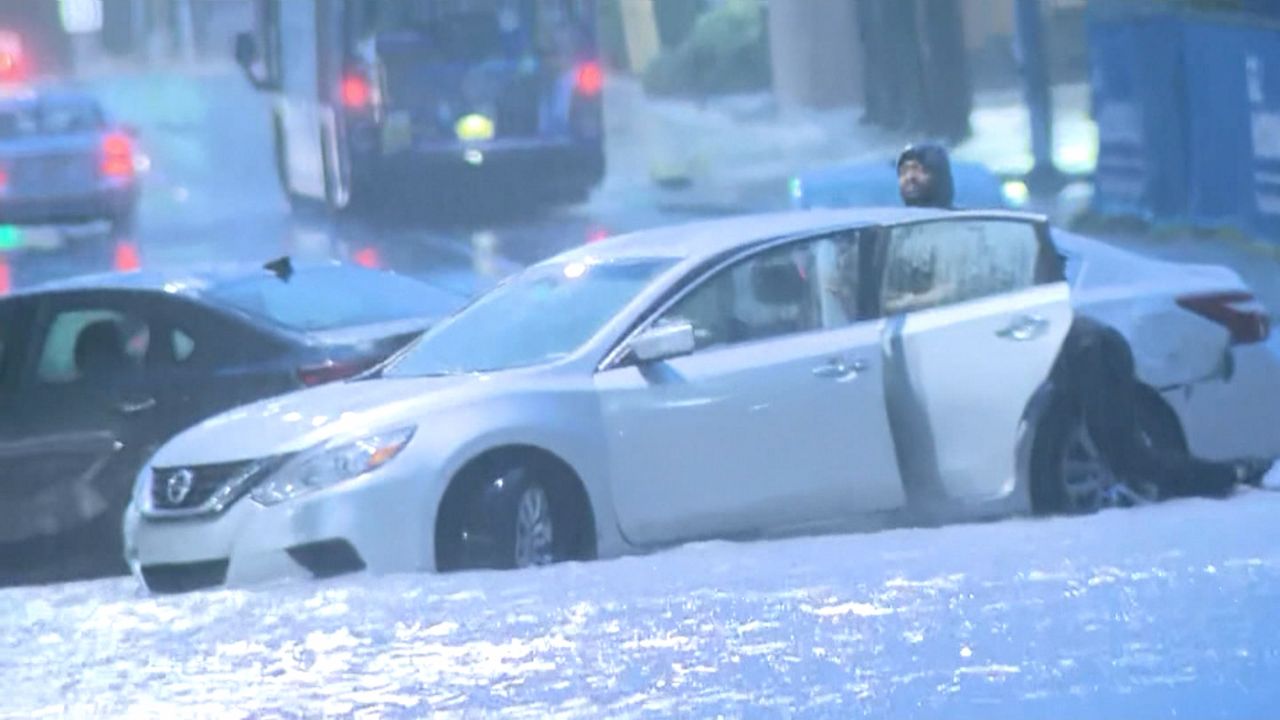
[234,32,258,69]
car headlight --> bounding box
[1002,179,1030,207]
[250,426,416,506]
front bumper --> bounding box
[127,463,433,593]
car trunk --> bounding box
[0,133,100,199]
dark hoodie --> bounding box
[897,143,955,209]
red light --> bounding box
[341,73,371,109]
[1178,291,1271,345]
[101,132,134,177]
[0,256,9,295]
[586,225,610,243]
[0,165,8,191]
[114,241,141,272]
[575,62,603,97]
[353,247,381,268]
[298,358,376,386]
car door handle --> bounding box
[812,358,868,380]
[118,397,157,414]
[996,315,1050,342]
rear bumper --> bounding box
[356,140,605,188]
[0,185,138,224]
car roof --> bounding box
[553,207,1044,265]
[0,84,98,110]
[6,260,384,301]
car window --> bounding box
[36,308,150,384]
[171,328,196,363]
[0,98,103,139]
[659,234,862,351]
[881,220,1042,315]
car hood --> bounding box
[151,375,479,467]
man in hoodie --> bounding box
[897,143,954,209]
[893,143,1273,504]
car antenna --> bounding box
[264,256,294,282]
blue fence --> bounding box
[1088,8,1280,242]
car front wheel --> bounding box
[441,461,577,572]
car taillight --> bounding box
[575,61,603,97]
[101,132,134,178]
[114,241,141,272]
[0,164,8,191]
[341,71,372,110]
[1177,291,1271,345]
[298,358,377,387]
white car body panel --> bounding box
[888,283,1073,502]
[596,319,904,545]
[1055,229,1280,461]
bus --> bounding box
[233,0,604,214]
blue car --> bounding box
[790,157,1024,211]
[0,85,140,229]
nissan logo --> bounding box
[165,469,195,505]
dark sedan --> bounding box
[0,85,140,229]
[0,260,467,583]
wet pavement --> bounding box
[4,491,1280,718]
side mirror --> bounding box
[233,32,259,69]
[630,321,696,364]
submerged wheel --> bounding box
[1032,387,1186,515]
[436,455,592,572]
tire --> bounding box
[1032,386,1186,515]
[440,459,580,572]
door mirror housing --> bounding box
[630,322,696,364]
[233,32,274,90]
[233,32,259,69]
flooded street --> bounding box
[6,492,1280,718]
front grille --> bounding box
[141,559,229,594]
[149,456,286,514]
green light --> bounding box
[0,225,20,250]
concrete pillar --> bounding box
[767,0,862,111]
[619,0,661,73]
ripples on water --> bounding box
[4,494,1280,718]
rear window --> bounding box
[0,98,104,139]
[206,267,466,332]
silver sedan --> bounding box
[124,208,1280,592]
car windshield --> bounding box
[0,97,103,139]
[206,266,465,332]
[385,257,675,376]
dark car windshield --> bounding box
[0,96,104,139]
[206,266,466,332]
[385,257,675,376]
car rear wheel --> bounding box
[1032,386,1186,515]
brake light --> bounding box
[0,256,9,295]
[1177,291,1271,345]
[101,132,134,177]
[341,72,371,110]
[575,61,603,97]
[114,241,141,272]
[298,358,377,386]
[0,164,8,191]
[353,246,381,268]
